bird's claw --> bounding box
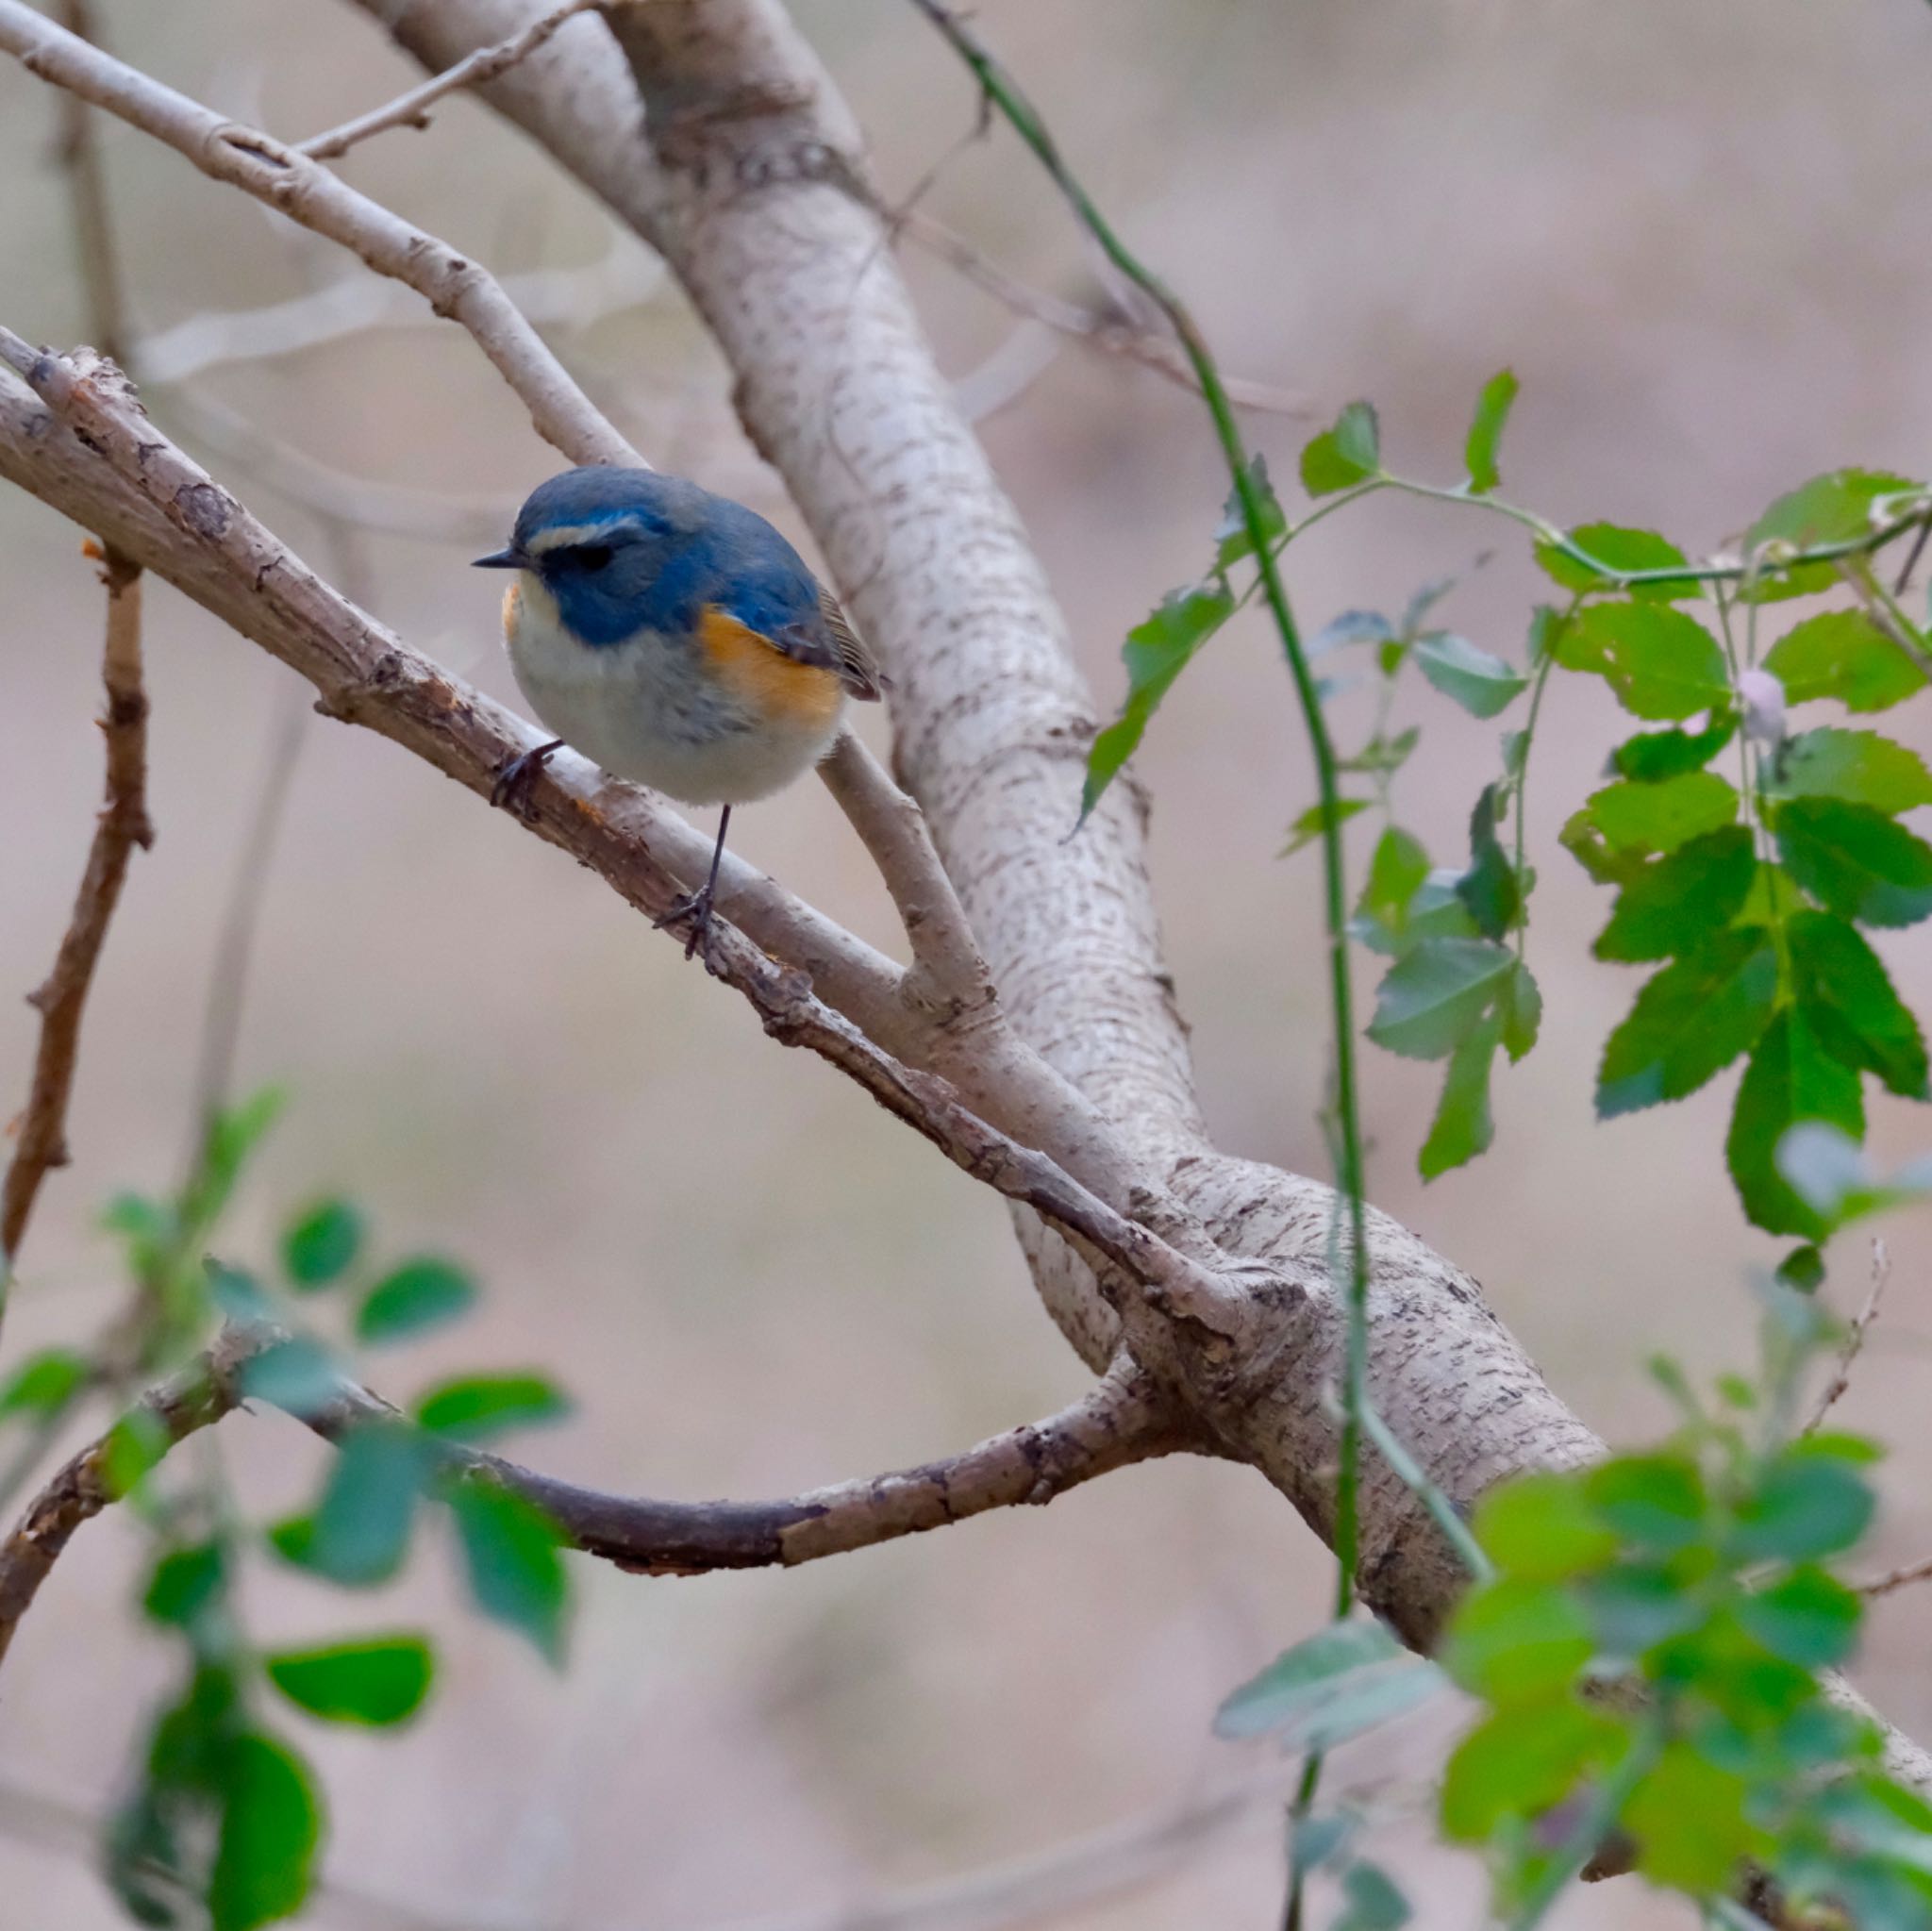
[653,887,723,967]
[491,738,564,820]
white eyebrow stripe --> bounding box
[525,518,646,554]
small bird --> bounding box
[475,466,882,958]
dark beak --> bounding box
[473,546,530,570]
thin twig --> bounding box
[819,732,994,1019]
[900,210,1311,419]
[1,544,151,1286]
[1804,1238,1890,1436]
[1859,1555,1932,1600]
[50,0,128,365]
[0,1333,1174,1665]
[1835,556,1932,679]
[0,0,636,467]
[297,0,602,160]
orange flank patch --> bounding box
[501,580,522,631]
[698,606,843,729]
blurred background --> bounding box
[5,1,1932,1925]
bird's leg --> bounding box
[654,805,731,964]
[490,737,565,820]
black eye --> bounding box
[573,545,613,573]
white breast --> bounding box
[504,575,844,807]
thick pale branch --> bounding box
[0,1334,1174,1663]
[0,542,150,1277]
[0,0,634,467]
[0,343,1257,1358]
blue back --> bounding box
[514,467,824,651]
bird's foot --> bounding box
[490,738,565,820]
[653,885,723,967]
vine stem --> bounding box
[904,0,1373,1601]
[904,16,1374,1927]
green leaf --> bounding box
[1536,524,1699,601]
[1418,1011,1503,1180]
[1214,1621,1442,1749]
[1596,930,1780,1116]
[1499,958,1542,1061]
[1737,1565,1862,1668]
[298,1423,427,1587]
[1214,1619,1406,1738]
[1300,401,1380,496]
[1787,909,1928,1098]
[1463,369,1518,493]
[207,1260,272,1324]
[1311,608,1394,657]
[1280,796,1370,857]
[1355,826,1430,948]
[1585,1454,1707,1553]
[448,1479,569,1663]
[190,1087,285,1231]
[208,1732,322,1931]
[354,1257,477,1345]
[1581,1562,1703,1656]
[266,1636,435,1726]
[240,1340,342,1421]
[1776,798,1932,927]
[0,1346,90,1420]
[143,1542,227,1630]
[1622,1743,1757,1893]
[1473,1473,1617,1582]
[280,1199,364,1290]
[1726,1007,1867,1238]
[1775,1244,1827,1292]
[1734,1447,1874,1563]
[102,1408,171,1499]
[1365,939,1516,1061]
[1593,827,1757,963]
[1413,632,1528,719]
[1334,1862,1411,1931]
[1768,727,1932,816]
[1441,1699,1618,1840]
[1749,469,1921,555]
[1338,727,1420,777]
[1082,584,1235,820]
[1456,785,1521,940]
[1443,1578,1593,1706]
[1556,601,1730,718]
[1213,455,1287,569]
[1764,610,1928,714]
[1610,709,1740,782]
[414,1373,570,1443]
[1581,771,1740,857]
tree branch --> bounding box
[0,541,150,1284]
[0,1332,1174,1666]
[0,338,1258,1363]
[296,0,602,160]
[0,0,635,467]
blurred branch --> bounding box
[0,1330,1174,1668]
[0,543,151,1291]
[1861,1555,1932,1600]
[297,0,603,159]
[723,1761,1307,1931]
[0,1325,256,1669]
[0,0,636,467]
[136,244,663,386]
[899,210,1311,419]
[49,0,127,364]
[1805,1238,1890,1437]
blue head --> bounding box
[475,466,823,649]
